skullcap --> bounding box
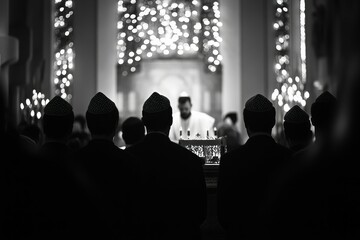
[44,96,73,116]
[245,94,273,112]
[179,91,189,97]
[314,91,336,104]
[87,92,117,115]
[143,92,171,113]
[284,105,309,124]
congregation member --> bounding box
[169,92,215,142]
[283,105,313,153]
[216,112,242,152]
[75,92,135,239]
[273,91,339,240]
[121,116,145,148]
[126,92,207,240]
[67,114,91,150]
[217,94,291,240]
[32,95,79,239]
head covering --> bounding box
[143,92,171,114]
[284,105,311,138]
[224,112,238,124]
[243,94,275,132]
[43,96,74,139]
[86,92,119,135]
[311,91,337,127]
[142,92,172,130]
[44,96,73,116]
[245,94,274,112]
[314,90,337,104]
[284,105,310,124]
[87,92,117,115]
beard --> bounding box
[181,112,191,120]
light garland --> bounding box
[271,0,309,115]
[20,89,49,124]
[117,0,222,76]
[53,0,74,101]
[300,0,306,86]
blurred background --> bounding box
[1,0,359,143]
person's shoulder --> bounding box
[124,144,137,155]
[172,111,180,117]
[193,110,215,121]
[220,145,245,163]
[276,142,292,154]
[291,143,316,163]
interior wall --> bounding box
[117,59,222,123]
[240,0,270,139]
[5,0,52,125]
[72,0,97,116]
[97,0,117,104]
[220,0,241,130]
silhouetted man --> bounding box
[76,92,135,239]
[33,95,77,239]
[217,94,291,240]
[169,93,215,142]
[121,116,145,148]
[217,112,242,152]
[126,92,207,240]
[275,91,339,240]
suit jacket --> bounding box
[32,141,79,240]
[125,132,207,240]
[75,139,135,239]
[217,134,291,239]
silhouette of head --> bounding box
[122,116,145,145]
[224,112,238,125]
[43,96,74,139]
[178,93,192,120]
[142,92,173,132]
[73,114,87,132]
[243,94,275,135]
[310,91,337,139]
[86,92,119,136]
[284,105,313,146]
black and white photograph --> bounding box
[1,0,359,239]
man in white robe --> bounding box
[169,95,215,143]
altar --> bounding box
[179,137,227,189]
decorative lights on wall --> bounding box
[117,0,222,77]
[299,0,306,88]
[20,89,50,124]
[271,0,309,115]
[53,0,74,101]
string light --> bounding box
[117,0,222,76]
[271,0,309,119]
[20,89,49,124]
[54,0,74,102]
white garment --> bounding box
[169,110,215,143]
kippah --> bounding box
[284,105,309,123]
[87,92,117,115]
[44,96,73,116]
[143,92,171,113]
[179,91,189,97]
[245,94,273,112]
[315,91,336,103]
